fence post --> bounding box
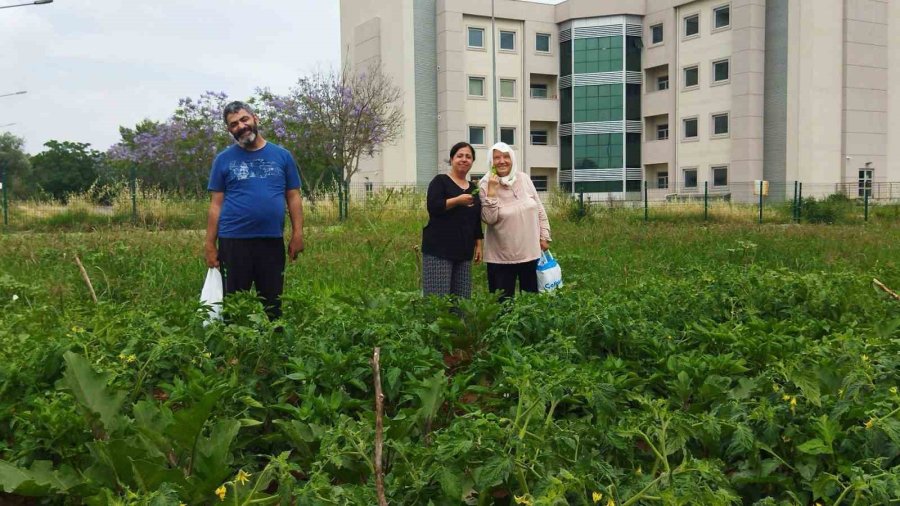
[643,181,648,223]
[1,165,7,227]
[758,180,764,224]
[797,182,803,222]
[130,165,137,224]
[792,181,798,223]
[704,181,709,221]
[864,188,869,222]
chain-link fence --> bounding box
[1,178,898,232]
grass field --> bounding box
[1,216,898,504]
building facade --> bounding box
[340,0,900,199]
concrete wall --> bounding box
[675,0,735,189]
[889,0,900,182]
[340,0,418,185]
[842,0,888,183]
[786,0,844,189]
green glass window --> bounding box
[574,36,623,74]
[500,31,516,51]
[536,33,550,52]
[560,40,572,77]
[713,59,729,82]
[625,36,642,72]
[468,77,485,97]
[625,84,641,121]
[500,79,516,99]
[574,133,623,170]
[626,132,641,167]
[574,181,623,192]
[561,87,573,124]
[573,84,623,123]
[561,135,573,172]
[468,27,484,48]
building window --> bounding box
[530,83,548,98]
[500,78,516,99]
[531,130,548,145]
[574,84,624,122]
[657,171,669,189]
[468,27,484,48]
[683,117,698,139]
[713,59,730,83]
[651,24,663,44]
[657,75,669,91]
[713,5,730,29]
[683,65,699,88]
[536,33,551,53]
[859,169,873,197]
[500,30,516,51]
[500,127,515,145]
[469,126,486,146]
[364,181,374,196]
[684,168,698,189]
[531,175,549,191]
[684,14,700,37]
[656,123,669,141]
[712,113,729,136]
[712,165,728,187]
[468,76,485,97]
[574,36,624,74]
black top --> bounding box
[422,174,484,261]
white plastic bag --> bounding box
[199,268,223,326]
[536,251,562,293]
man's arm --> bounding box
[204,192,224,268]
[286,188,304,261]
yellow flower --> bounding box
[790,397,797,407]
[126,354,137,364]
[215,485,226,501]
[592,491,603,503]
[607,498,616,506]
[236,469,252,486]
[890,386,897,395]
[865,418,875,429]
[861,354,869,362]
[514,495,533,505]
[772,383,779,392]
[635,466,643,476]
[782,394,791,401]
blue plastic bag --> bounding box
[536,251,562,292]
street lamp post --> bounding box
[0,0,52,9]
[0,91,27,99]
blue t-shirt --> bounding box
[207,142,302,238]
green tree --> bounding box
[30,140,101,202]
[0,132,33,199]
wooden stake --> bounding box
[372,347,387,506]
[74,255,98,304]
[873,278,900,301]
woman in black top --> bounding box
[421,142,484,298]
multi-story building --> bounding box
[340,0,900,199]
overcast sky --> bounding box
[1,0,341,153]
[1,0,561,154]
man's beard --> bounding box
[233,124,259,147]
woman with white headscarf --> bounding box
[478,142,552,300]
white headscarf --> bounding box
[480,142,517,187]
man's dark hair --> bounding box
[222,101,255,124]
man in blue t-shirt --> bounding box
[204,101,304,321]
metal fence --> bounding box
[1,180,898,232]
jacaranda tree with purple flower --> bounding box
[109,92,233,195]
[293,62,404,196]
